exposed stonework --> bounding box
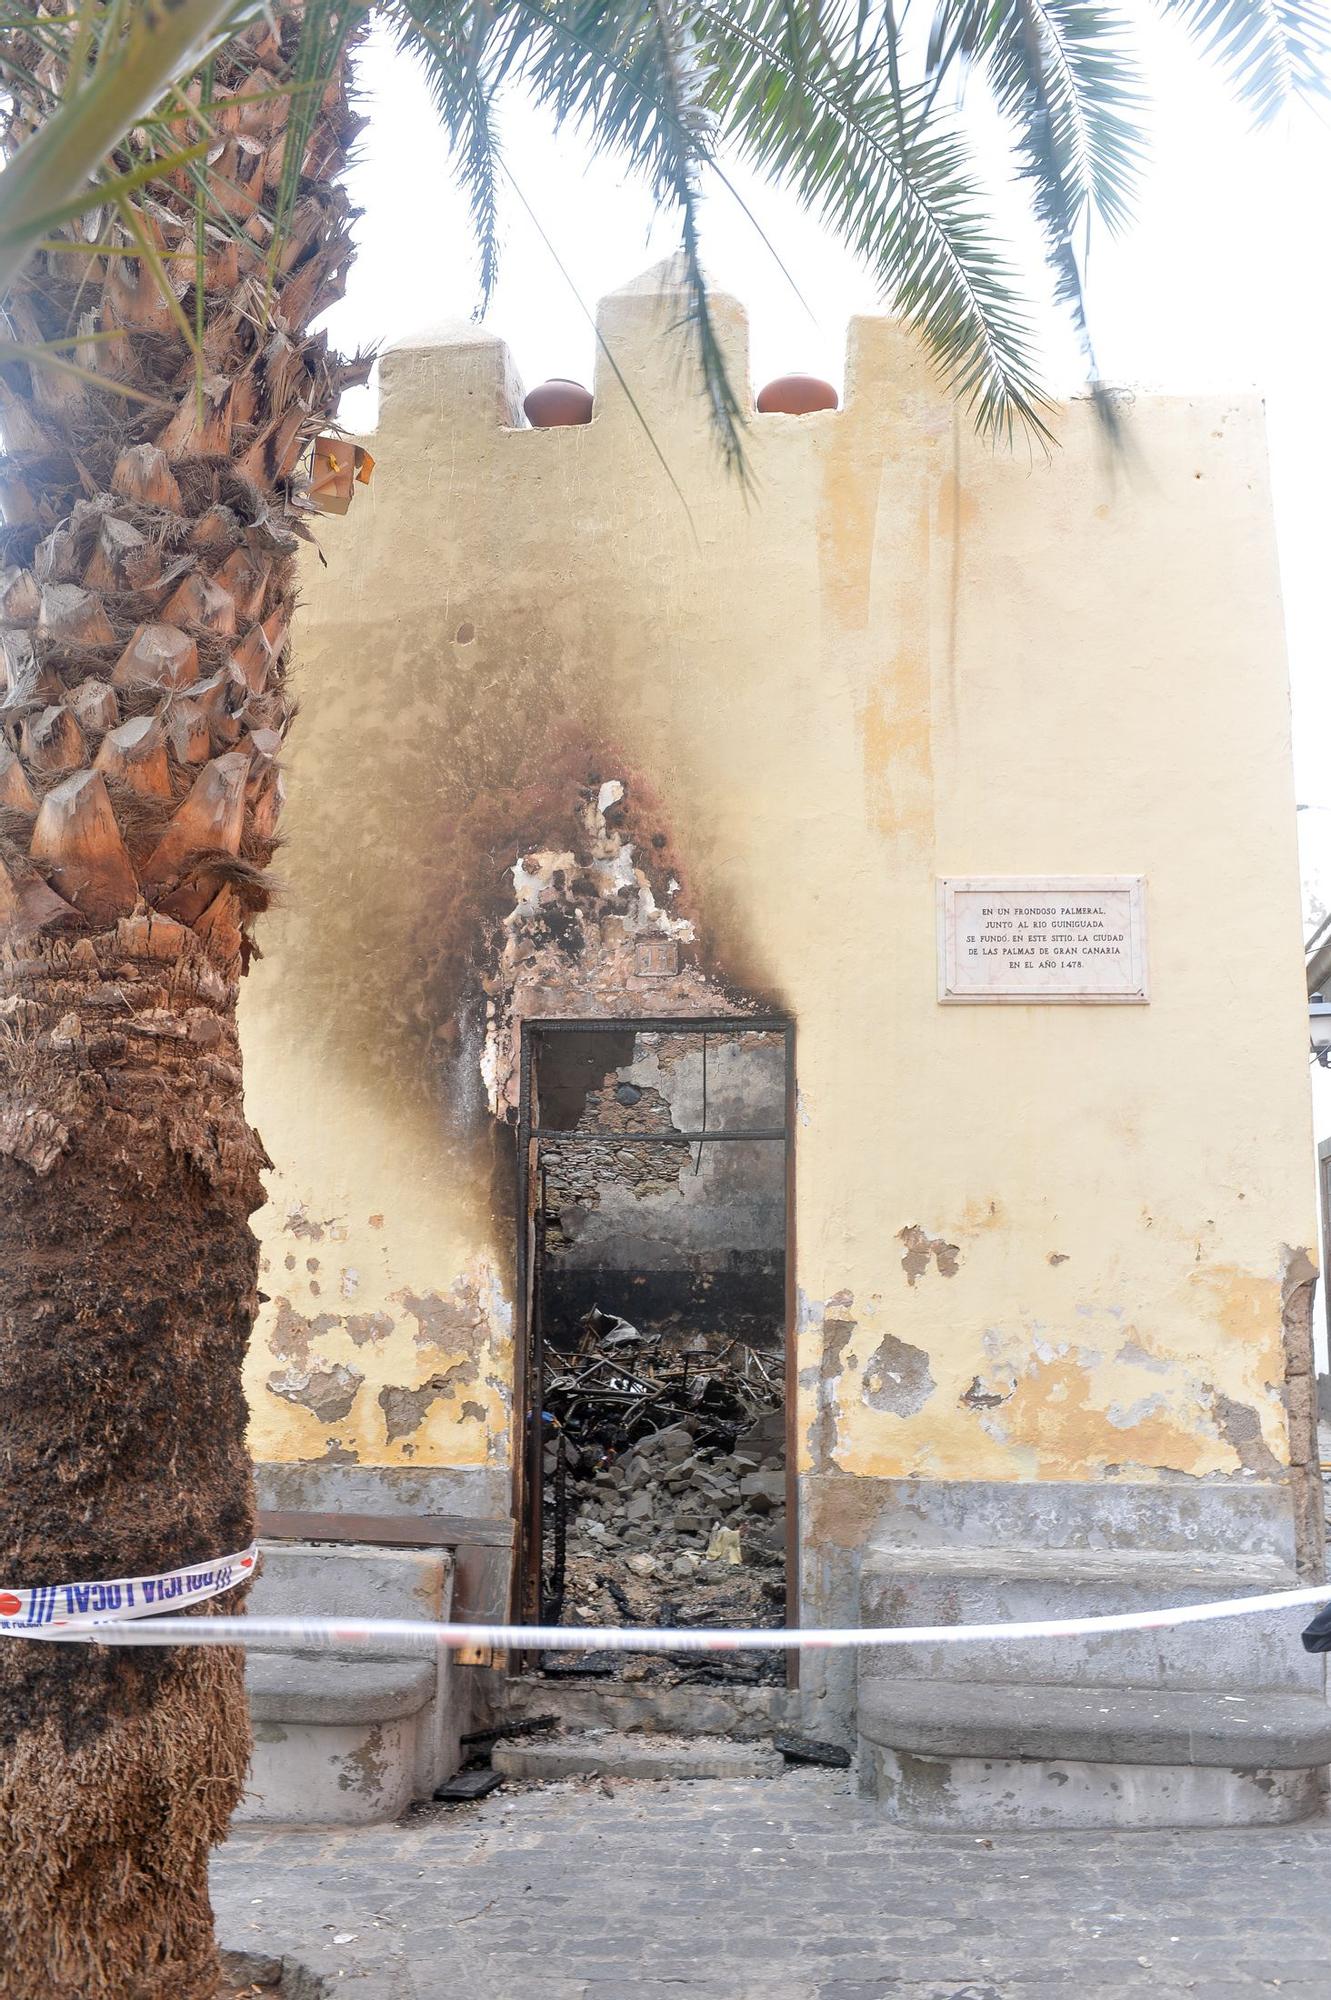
[543,1083,684,1218]
[1280,1244,1322,1577]
[538,1028,786,1299]
[480,779,755,1124]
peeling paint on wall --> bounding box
[268,1299,340,1363]
[379,1367,479,1444]
[960,1374,1010,1411]
[400,1276,492,1358]
[862,1332,935,1417]
[1208,1390,1283,1479]
[247,1232,513,1470]
[802,1290,856,1472]
[267,1360,364,1424]
[898,1225,961,1286]
[345,1312,393,1346]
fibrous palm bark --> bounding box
[0,11,363,1996]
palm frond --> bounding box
[267,0,363,299]
[393,1,506,313]
[930,0,1145,233]
[0,0,258,294]
[0,136,211,249]
[1157,0,1331,123]
[399,0,749,466]
[938,0,1141,425]
[692,0,1053,442]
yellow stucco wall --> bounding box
[239,268,1315,1500]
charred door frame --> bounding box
[511,1014,798,1681]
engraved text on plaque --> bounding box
[938,876,1148,1003]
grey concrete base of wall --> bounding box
[859,1742,1325,1833]
[800,1472,1321,1755]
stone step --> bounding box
[860,1678,1331,1769]
[490,1729,785,1782]
[485,1671,798,1742]
[859,1548,1321,1694]
[238,1540,455,1827]
[857,1679,1331,1832]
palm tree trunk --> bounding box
[0,11,364,1995]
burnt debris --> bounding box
[541,1307,787,1685]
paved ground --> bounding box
[212,1768,1331,1999]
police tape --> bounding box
[3,1574,1331,1655]
[0,1544,258,1637]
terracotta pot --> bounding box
[524,378,594,427]
[756,373,839,415]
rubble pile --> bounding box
[543,1305,782,1447]
[541,1308,787,1685]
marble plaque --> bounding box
[938,876,1148,1004]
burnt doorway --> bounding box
[515,1017,794,1685]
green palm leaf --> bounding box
[694,0,1054,441]
[0,0,260,294]
[393,1,508,312]
[4,0,1328,459]
[399,0,749,464]
[929,0,1145,234]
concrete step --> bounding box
[859,1679,1331,1769]
[859,1547,1321,1694]
[484,1671,798,1742]
[238,1540,456,1827]
[490,1729,785,1782]
[857,1679,1331,1832]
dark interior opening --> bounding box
[522,1021,791,1686]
